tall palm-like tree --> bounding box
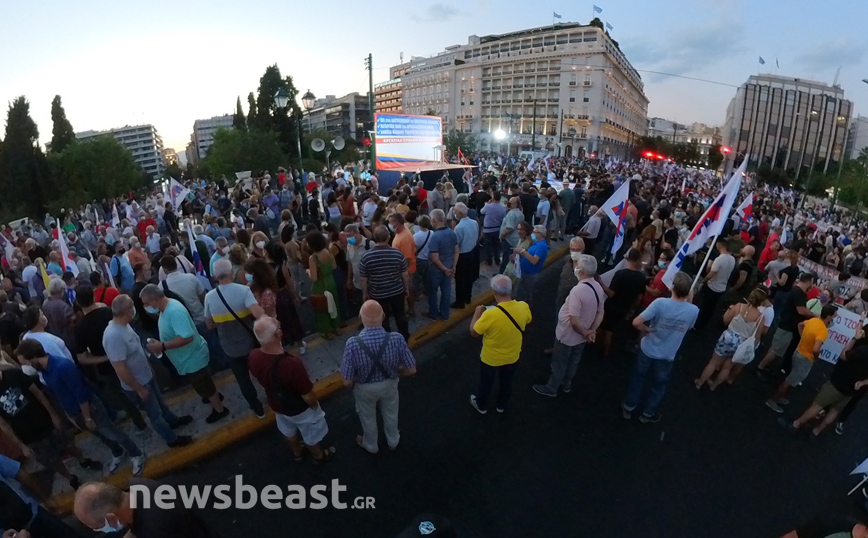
[857,146,868,169]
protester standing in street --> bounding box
[513,225,549,306]
[426,209,458,321]
[451,202,480,309]
[341,300,417,453]
[469,275,532,414]
[360,226,411,340]
[622,271,698,423]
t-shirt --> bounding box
[556,280,605,346]
[427,227,458,272]
[480,202,506,234]
[0,368,53,444]
[248,350,313,417]
[128,478,219,538]
[520,241,549,275]
[776,265,800,293]
[641,270,668,309]
[163,273,206,325]
[607,268,647,314]
[359,246,408,299]
[500,209,525,247]
[830,346,868,396]
[391,228,417,274]
[22,331,73,362]
[779,286,809,332]
[103,320,154,391]
[93,285,120,306]
[638,298,699,360]
[75,307,113,358]
[204,284,259,358]
[412,230,433,262]
[0,314,24,350]
[473,300,532,366]
[797,317,828,360]
[158,299,209,375]
[707,253,735,293]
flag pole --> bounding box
[691,234,720,293]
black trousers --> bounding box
[376,293,410,341]
[455,252,475,305]
[695,285,724,329]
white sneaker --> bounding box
[299,341,307,355]
[108,455,123,474]
[131,455,145,476]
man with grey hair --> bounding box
[622,271,698,423]
[194,224,216,257]
[426,209,458,320]
[469,275,532,414]
[579,205,602,257]
[142,284,229,424]
[345,223,373,306]
[341,300,417,453]
[249,316,334,463]
[103,295,194,447]
[204,258,266,418]
[209,235,229,276]
[513,225,550,306]
[452,202,480,309]
[534,254,604,397]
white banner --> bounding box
[818,307,860,365]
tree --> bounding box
[443,129,477,159]
[49,95,76,154]
[857,146,868,168]
[233,96,247,132]
[708,144,724,171]
[201,127,287,179]
[252,65,301,161]
[0,96,51,218]
[165,161,183,179]
[246,92,257,128]
[589,17,604,30]
[46,136,144,213]
[185,162,196,180]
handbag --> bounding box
[732,313,763,365]
[310,294,329,311]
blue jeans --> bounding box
[623,350,674,417]
[76,396,142,457]
[477,361,518,411]
[124,378,180,444]
[427,268,452,320]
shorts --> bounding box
[814,381,853,412]
[275,407,329,445]
[30,428,74,470]
[784,350,814,387]
[714,329,746,358]
[770,329,794,357]
[186,366,217,400]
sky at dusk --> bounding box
[2,0,866,154]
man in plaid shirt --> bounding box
[342,300,417,453]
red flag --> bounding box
[457,147,467,165]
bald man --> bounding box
[730,244,758,298]
[74,480,216,537]
[341,301,417,453]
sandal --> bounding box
[312,446,336,466]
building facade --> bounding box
[302,92,371,141]
[162,148,179,166]
[76,124,166,178]
[722,74,852,178]
[190,114,234,164]
[374,62,411,113]
[847,115,868,160]
[647,118,722,167]
[394,22,648,159]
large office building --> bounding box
[647,118,722,167]
[189,114,234,164]
[722,74,852,178]
[76,124,166,178]
[374,62,411,114]
[302,92,371,140]
[847,115,868,159]
[392,22,648,159]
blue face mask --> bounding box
[245,273,254,283]
[347,236,357,245]
[530,234,538,243]
[657,261,667,269]
[145,306,160,315]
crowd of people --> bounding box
[1,155,868,536]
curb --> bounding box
[49,243,569,513]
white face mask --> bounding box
[255,241,266,249]
[570,251,583,262]
[21,364,38,377]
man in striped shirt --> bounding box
[360,226,411,340]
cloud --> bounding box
[412,3,460,22]
[623,18,746,81]
[794,37,866,73]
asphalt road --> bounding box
[160,261,868,538]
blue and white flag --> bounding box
[759,56,766,65]
[663,158,746,287]
[0,232,15,263]
[186,224,212,291]
[593,4,602,13]
[601,178,631,255]
[605,21,613,31]
[553,11,562,18]
[168,178,191,211]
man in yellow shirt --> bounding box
[468,275,532,414]
[766,304,836,414]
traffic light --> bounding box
[720,146,732,154]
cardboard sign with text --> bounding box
[818,307,861,365]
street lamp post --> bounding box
[301,89,316,133]
[530,99,538,152]
[274,87,307,220]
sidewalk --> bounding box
[44,240,571,512]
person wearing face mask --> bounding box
[641,251,675,309]
[109,241,135,292]
[209,236,229,276]
[127,237,148,268]
[249,232,269,260]
[74,479,218,538]
[513,225,550,307]
[533,254,604,397]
